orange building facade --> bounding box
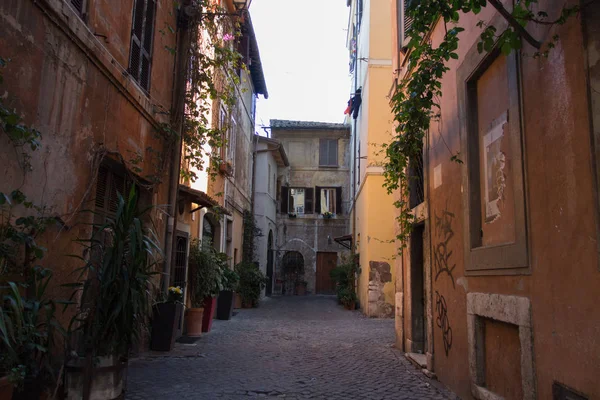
[391,0,600,398]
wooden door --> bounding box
[316,252,337,294]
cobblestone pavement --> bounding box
[127,296,457,400]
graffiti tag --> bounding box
[433,208,456,288]
[435,291,453,356]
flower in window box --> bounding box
[167,286,184,303]
[322,211,334,219]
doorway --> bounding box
[410,224,426,353]
[316,252,337,294]
[266,230,274,296]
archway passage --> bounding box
[266,230,274,296]
[282,251,304,295]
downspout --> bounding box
[163,3,192,293]
[351,0,359,297]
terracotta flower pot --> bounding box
[185,307,204,337]
[0,377,14,400]
[234,293,242,309]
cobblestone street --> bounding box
[127,296,456,399]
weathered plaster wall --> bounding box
[272,126,351,295]
[392,0,600,398]
[0,0,176,321]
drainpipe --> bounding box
[163,3,192,293]
[351,0,359,296]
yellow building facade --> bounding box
[347,0,397,317]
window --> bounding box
[319,139,338,167]
[268,164,271,194]
[397,0,414,48]
[408,146,424,209]
[227,116,236,163]
[71,0,86,16]
[320,189,336,214]
[280,187,314,215]
[129,0,156,92]
[316,187,342,215]
[94,164,130,223]
[458,42,528,274]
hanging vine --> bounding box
[383,0,581,247]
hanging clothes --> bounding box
[351,88,362,119]
[344,98,352,115]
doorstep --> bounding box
[404,353,437,379]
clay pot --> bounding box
[185,307,204,336]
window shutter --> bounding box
[319,139,328,166]
[336,187,342,215]
[109,173,126,214]
[71,0,84,14]
[315,187,322,214]
[329,140,338,166]
[404,0,414,40]
[281,186,289,213]
[140,0,155,90]
[305,188,314,214]
[95,166,109,211]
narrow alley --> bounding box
[127,297,454,400]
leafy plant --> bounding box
[166,286,184,303]
[0,267,63,392]
[221,267,239,292]
[338,286,358,308]
[383,0,579,249]
[188,239,226,307]
[66,186,161,362]
[235,262,267,307]
[0,190,56,278]
[330,257,358,307]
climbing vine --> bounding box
[180,1,246,183]
[383,0,580,247]
[242,209,261,264]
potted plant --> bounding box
[0,267,63,400]
[217,268,239,320]
[322,211,334,219]
[295,280,308,296]
[150,286,184,351]
[339,287,358,310]
[188,239,225,333]
[235,262,267,308]
[64,187,161,400]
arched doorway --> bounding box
[202,215,215,248]
[282,251,304,295]
[266,230,274,296]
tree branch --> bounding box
[487,0,542,49]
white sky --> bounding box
[249,0,351,131]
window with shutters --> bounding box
[316,187,342,215]
[70,0,86,16]
[397,0,415,48]
[280,187,314,215]
[129,0,156,92]
[94,165,130,224]
[319,139,338,167]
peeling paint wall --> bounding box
[0,0,177,324]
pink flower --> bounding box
[223,34,234,42]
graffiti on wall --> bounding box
[435,291,453,356]
[433,207,456,288]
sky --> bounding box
[249,0,351,131]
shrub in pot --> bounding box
[235,262,267,308]
[217,268,239,320]
[188,239,225,333]
[0,267,63,400]
[150,286,184,351]
[64,187,160,400]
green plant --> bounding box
[322,211,334,219]
[0,190,56,277]
[188,239,227,307]
[338,287,358,308]
[67,186,161,363]
[383,0,579,249]
[242,210,261,264]
[235,262,267,307]
[221,267,239,292]
[330,257,358,306]
[0,267,63,390]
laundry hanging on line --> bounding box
[344,88,362,119]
